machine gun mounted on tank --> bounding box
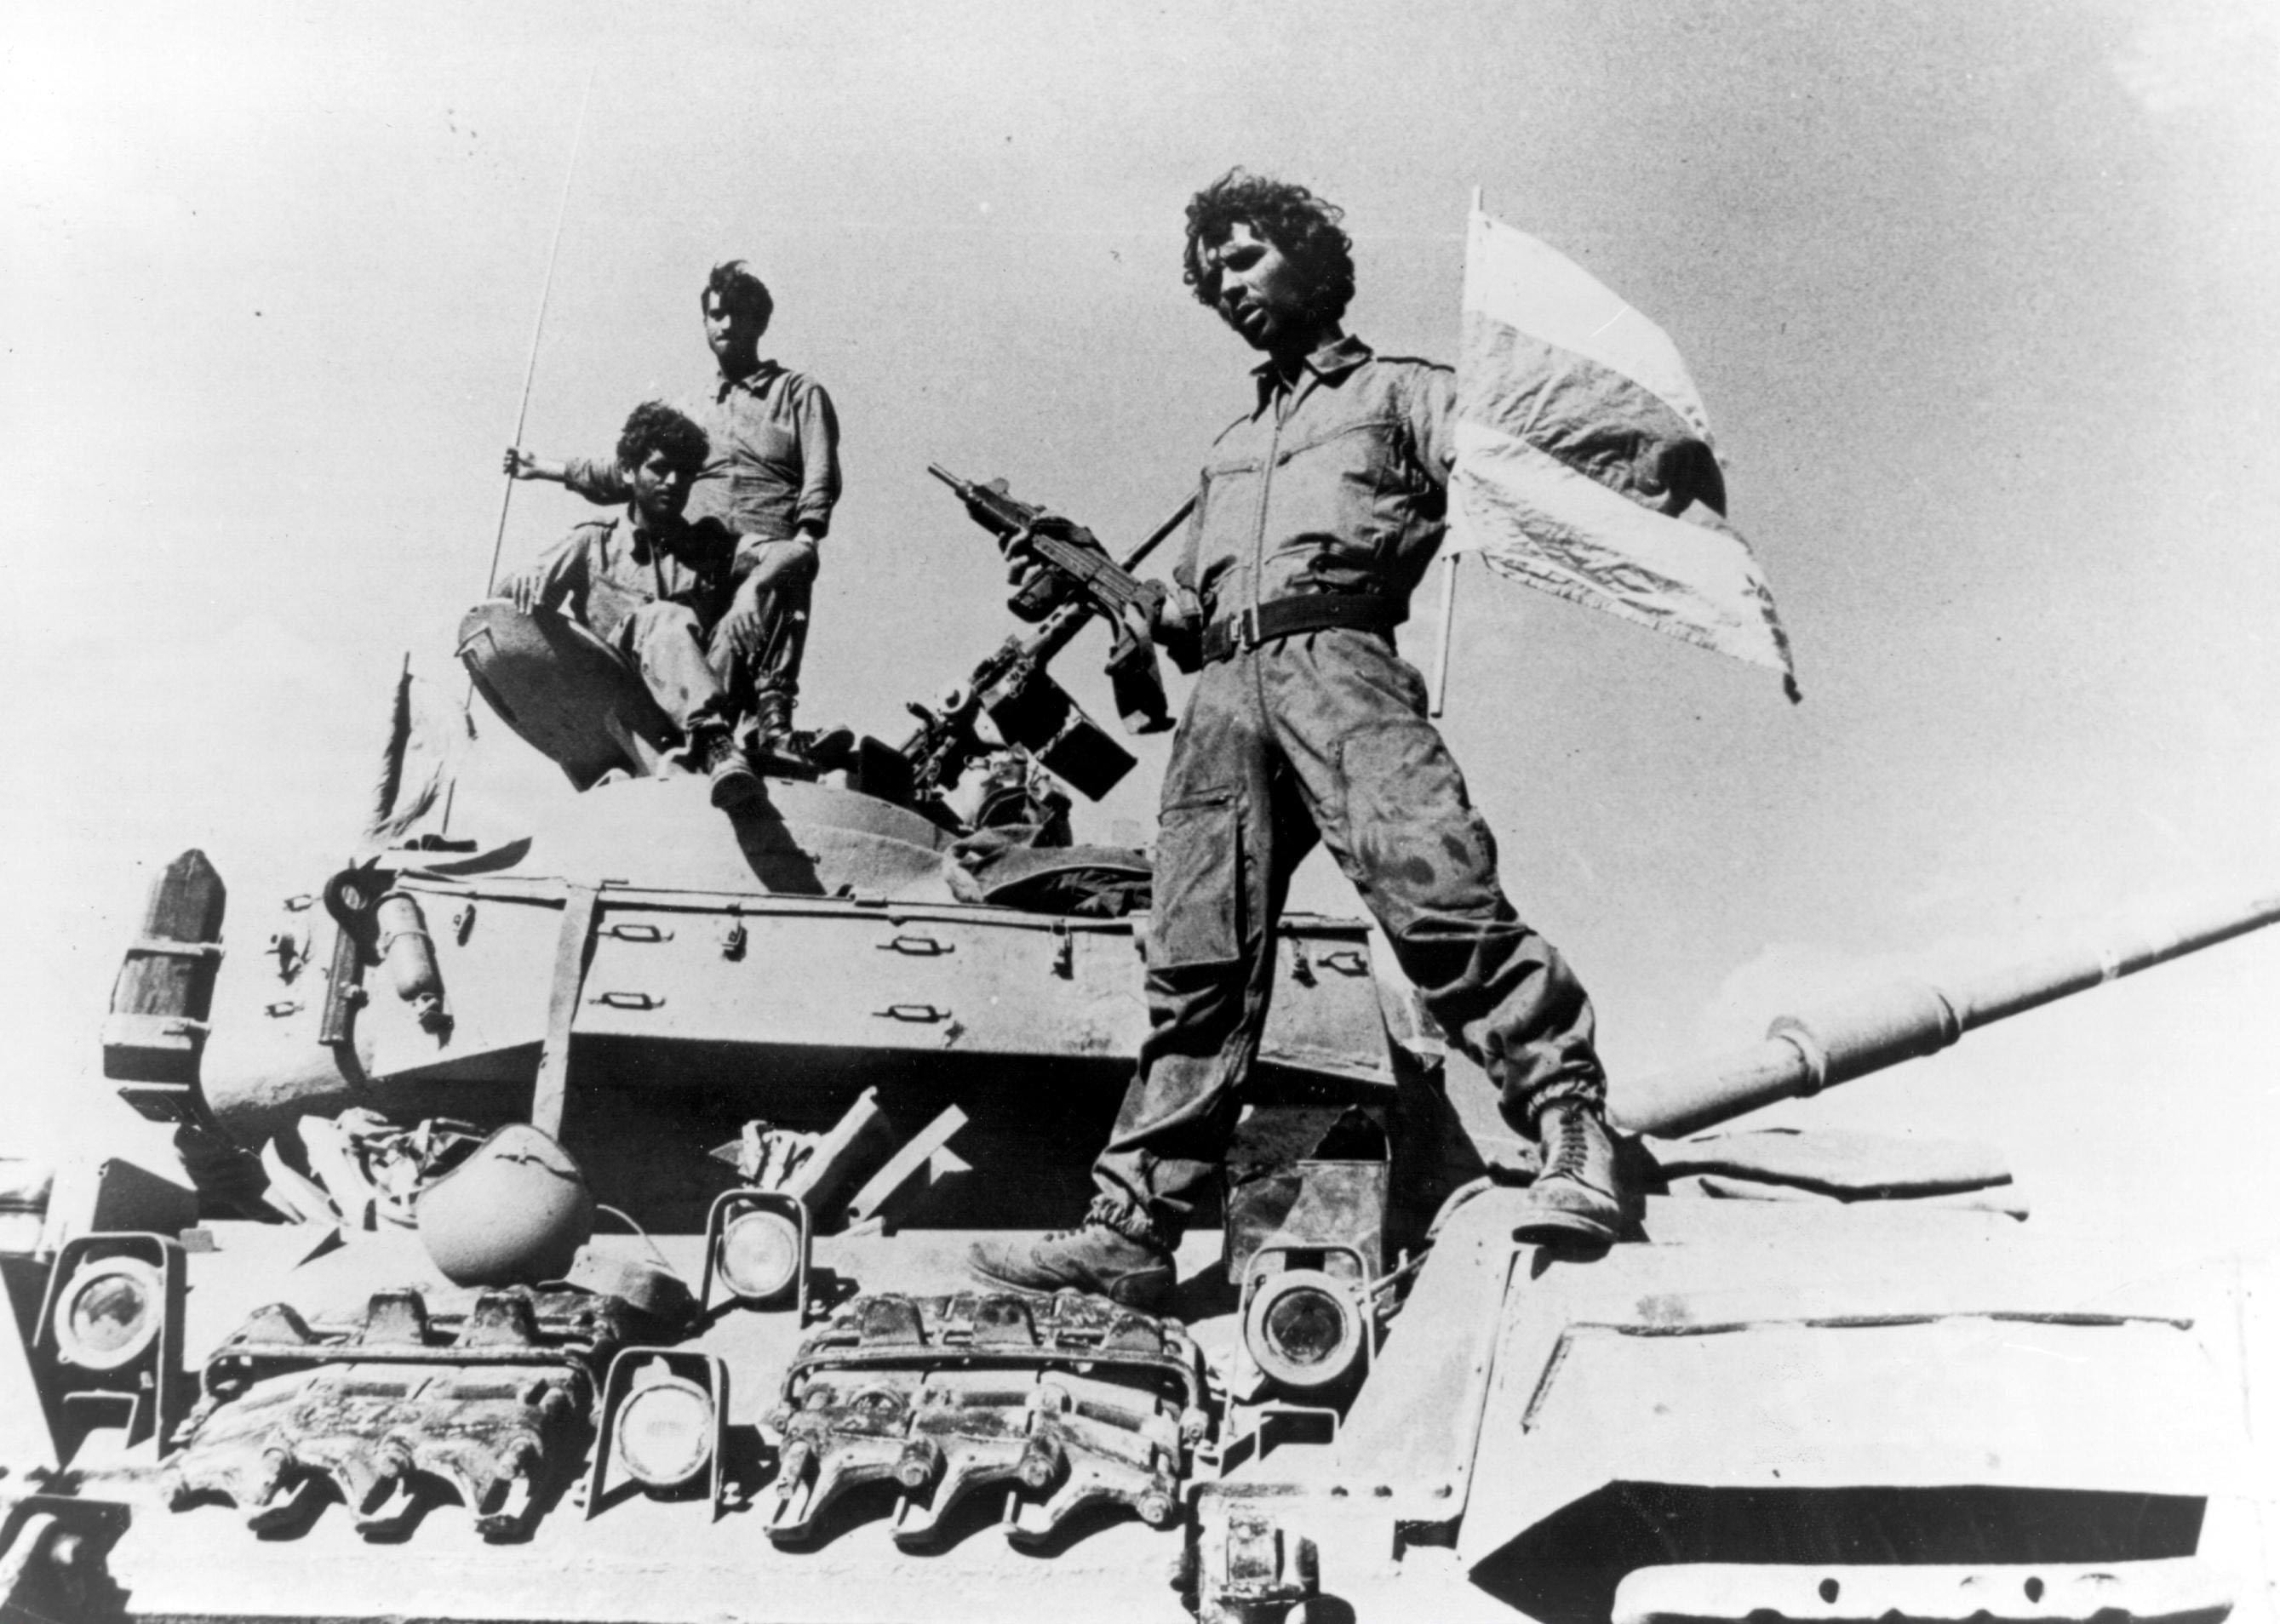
[895,470,1193,805]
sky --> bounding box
[6,0,2280,1427]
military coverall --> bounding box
[503,511,745,744]
[564,363,842,718]
[1091,335,1607,1247]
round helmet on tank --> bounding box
[416,1124,596,1286]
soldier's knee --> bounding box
[627,601,702,639]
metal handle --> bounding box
[605,923,672,943]
[877,933,953,957]
[593,991,666,1010]
[1320,950,1368,976]
[872,1004,950,1024]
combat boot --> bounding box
[748,695,816,779]
[1515,1099,1626,1247]
[694,728,763,810]
[967,1203,1173,1312]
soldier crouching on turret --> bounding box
[505,260,841,777]
[499,401,765,809]
[971,170,1629,1312]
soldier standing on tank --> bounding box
[501,400,764,809]
[971,169,1628,1311]
[506,260,842,775]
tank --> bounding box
[1,497,2267,1624]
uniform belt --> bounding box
[1200,594,1401,665]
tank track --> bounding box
[764,1290,1211,1547]
[167,1285,639,1541]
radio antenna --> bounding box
[443,64,597,840]
[480,60,599,598]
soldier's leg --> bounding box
[621,602,736,736]
[1265,629,1622,1241]
[969,658,1304,1307]
[1092,689,1312,1246]
[712,567,812,772]
[619,603,758,806]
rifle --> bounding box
[897,482,1196,803]
[927,466,1194,733]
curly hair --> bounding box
[1182,169,1355,330]
[702,260,774,332]
[615,400,710,477]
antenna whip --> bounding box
[481,60,599,598]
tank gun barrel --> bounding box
[1610,889,2280,1139]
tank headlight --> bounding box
[54,1255,163,1371]
[612,1370,717,1488]
[1243,1268,1366,1392]
[717,1208,802,1301]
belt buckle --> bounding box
[1236,605,1262,651]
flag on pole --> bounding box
[364,659,476,849]
[1450,207,1799,700]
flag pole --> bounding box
[1429,187,1484,718]
[441,61,598,840]
[1429,555,1460,717]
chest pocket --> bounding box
[1264,415,1413,572]
[1185,458,1262,612]
[728,417,799,480]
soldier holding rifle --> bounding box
[971,169,1629,1311]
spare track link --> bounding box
[169,1286,638,1541]
[764,1290,1211,1548]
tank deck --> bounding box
[111,1224,1239,1624]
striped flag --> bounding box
[1450,208,1799,700]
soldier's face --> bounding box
[628,449,692,524]
[704,294,763,370]
[1203,221,1309,353]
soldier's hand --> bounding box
[503,447,536,479]
[1001,524,1067,619]
[1000,524,1046,587]
[738,537,819,594]
[1005,552,1055,598]
[504,575,539,614]
[1154,588,1204,673]
[719,575,765,644]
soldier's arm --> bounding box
[502,448,570,483]
[788,376,842,544]
[500,524,594,615]
[560,455,633,507]
[1406,362,1461,489]
[1153,515,1206,673]
[502,446,632,510]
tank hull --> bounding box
[34,1196,2252,1624]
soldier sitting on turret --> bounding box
[500,400,764,809]
[505,260,841,776]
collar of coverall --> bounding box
[1250,332,1370,416]
[715,357,785,400]
[621,508,712,567]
